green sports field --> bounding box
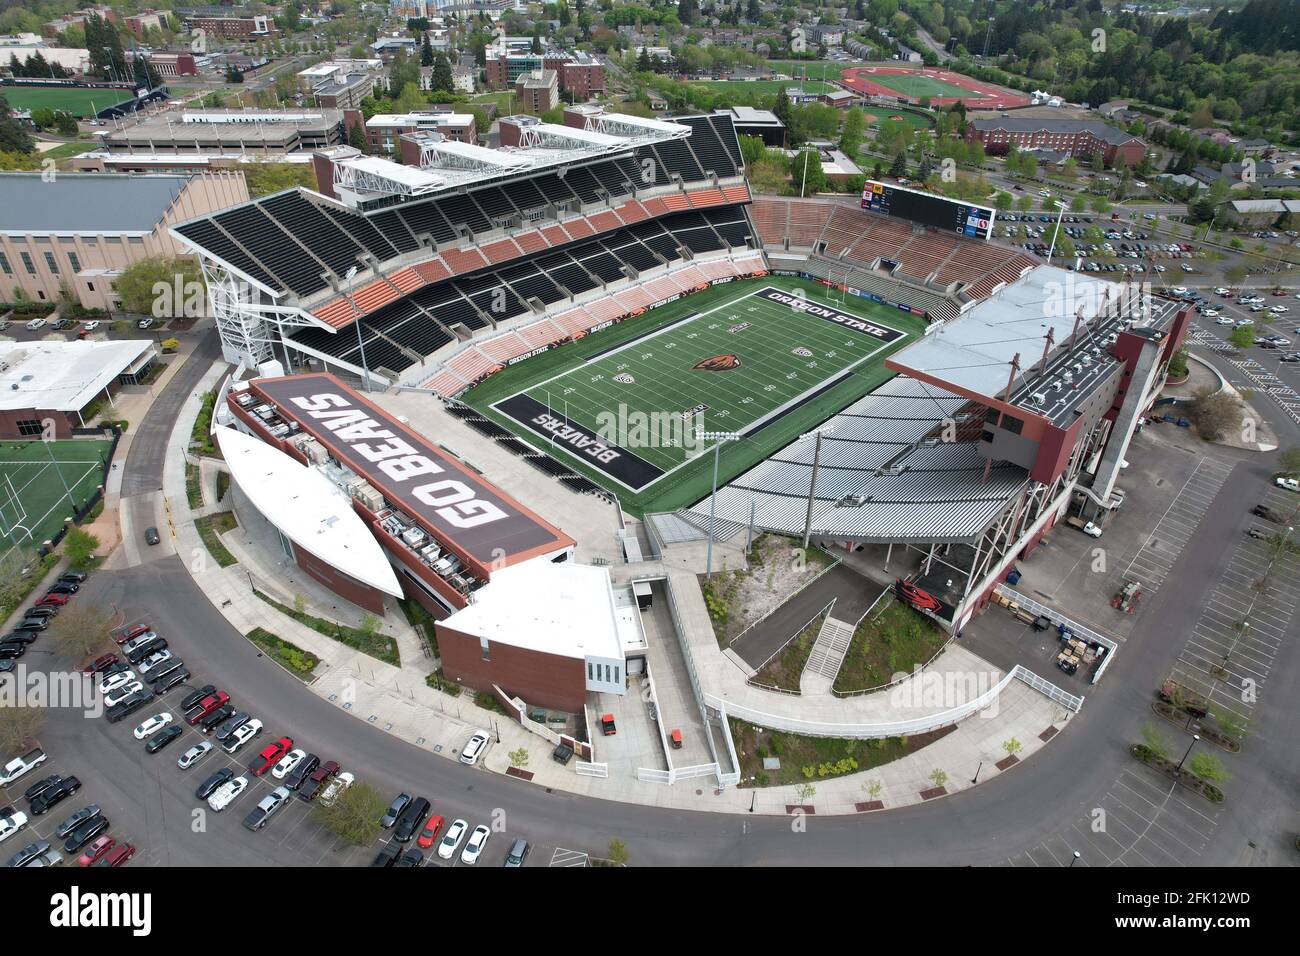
[692,79,836,96]
[0,439,110,550]
[867,73,985,100]
[0,86,125,117]
[466,277,927,515]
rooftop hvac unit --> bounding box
[296,437,327,464]
[400,527,427,550]
[1031,391,1048,405]
[236,391,255,407]
[268,423,289,438]
[420,543,441,564]
[353,482,384,513]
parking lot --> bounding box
[994,211,1206,275]
[4,605,567,868]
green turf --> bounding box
[691,79,835,96]
[0,86,130,117]
[869,110,933,130]
[863,72,987,100]
[0,439,111,548]
[464,277,927,515]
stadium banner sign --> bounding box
[493,393,666,491]
[649,293,680,310]
[756,287,905,343]
[506,345,550,366]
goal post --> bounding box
[826,267,847,307]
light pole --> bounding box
[343,265,372,391]
[698,431,741,577]
[1176,734,1200,773]
[797,425,835,549]
[1069,851,1081,867]
[1045,199,1068,264]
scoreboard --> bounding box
[860,180,994,241]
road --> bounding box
[17,330,1300,868]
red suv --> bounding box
[186,691,231,725]
[249,736,294,776]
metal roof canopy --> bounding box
[516,121,628,152]
[420,138,535,173]
[589,112,691,142]
[334,155,445,196]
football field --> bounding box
[480,279,926,507]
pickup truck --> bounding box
[1065,516,1103,538]
[0,749,47,787]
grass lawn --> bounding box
[36,140,96,160]
[750,605,829,692]
[730,717,957,788]
[833,599,950,694]
[692,79,835,96]
[194,512,238,568]
[465,276,925,515]
[254,589,400,667]
[865,72,985,100]
[185,462,203,511]
[0,438,110,547]
[2,86,132,117]
[868,109,933,130]
[245,627,320,681]
[190,390,222,458]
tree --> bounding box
[240,162,315,198]
[531,31,543,55]
[47,603,114,662]
[62,527,99,570]
[312,779,386,845]
[1002,737,1023,757]
[929,768,948,789]
[839,107,866,158]
[889,151,907,179]
[1229,324,1255,350]
[508,747,529,768]
[348,121,370,154]
[1188,751,1230,783]
[420,33,434,68]
[0,94,35,155]
[0,705,45,755]
[1140,722,1171,762]
[430,53,454,95]
[772,86,793,137]
[790,149,826,195]
[112,256,203,317]
[1276,446,1300,475]
[607,838,630,865]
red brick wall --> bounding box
[437,622,586,713]
[292,544,388,616]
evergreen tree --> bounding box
[532,31,543,54]
[0,94,35,154]
[420,34,434,67]
[431,53,454,94]
[889,151,908,179]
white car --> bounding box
[207,775,249,812]
[99,670,136,695]
[176,742,212,770]
[222,718,263,754]
[1081,521,1103,538]
[120,632,158,655]
[270,748,305,780]
[1216,317,1235,325]
[319,771,355,807]
[437,818,468,860]
[0,810,28,844]
[1269,305,1289,314]
[136,318,153,330]
[133,712,173,740]
[135,650,172,673]
[1238,318,1256,326]
[460,824,490,865]
[459,730,490,766]
[244,786,290,830]
[1276,476,1300,493]
[1214,287,1231,296]
[104,681,143,708]
[81,321,100,332]
[1201,309,1219,318]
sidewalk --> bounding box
[151,362,1075,815]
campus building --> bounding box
[93,109,351,156]
[0,171,249,311]
[966,117,1147,168]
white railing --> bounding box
[576,762,608,778]
[1012,664,1085,713]
[636,767,671,783]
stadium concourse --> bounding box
[174,104,1189,735]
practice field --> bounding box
[468,277,927,513]
[691,79,836,96]
[0,85,127,117]
[0,439,110,550]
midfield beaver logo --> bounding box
[692,353,741,371]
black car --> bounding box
[58,572,87,585]
[29,776,81,815]
[126,638,167,665]
[199,704,236,734]
[22,774,62,803]
[1,632,38,645]
[195,767,234,800]
[213,711,250,743]
[145,725,183,754]
[105,689,155,724]
[45,583,79,596]
[369,842,402,867]
[55,805,101,838]
[23,607,57,620]
[140,656,183,684]
[11,617,48,632]
[283,753,319,791]
[181,685,217,712]
[0,644,27,661]
[144,527,160,546]
[150,667,191,695]
[5,840,50,868]
[393,797,430,843]
[380,793,411,829]
[62,815,109,854]
[395,848,424,868]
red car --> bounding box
[82,653,120,676]
[36,592,69,608]
[114,624,152,646]
[186,691,231,725]
[248,736,294,776]
[93,843,135,867]
[416,814,445,849]
[78,836,116,866]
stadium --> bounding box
[839,66,1032,110]
[173,103,1189,718]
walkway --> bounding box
[800,616,855,695]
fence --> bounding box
[995,584,1118,685]
[576,762,609,778]
[1012,665,1085,713]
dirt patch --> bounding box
[699,533,835,647]
[730,717,957,788]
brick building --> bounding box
[967,117,1147,168]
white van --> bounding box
[25,318,46,331]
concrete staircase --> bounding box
[800,616,855,695]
